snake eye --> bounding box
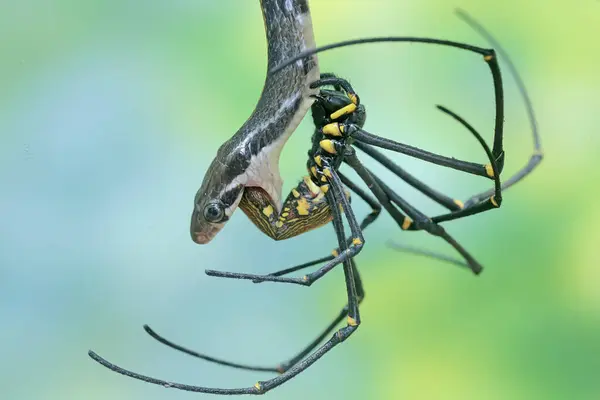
[203,202,225,223]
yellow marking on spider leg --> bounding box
[292,189,300,198]
[262,205,274,217]
[453,199,464,209]
[254,382,262,391]
[402,217,412,230]
[314,155,322,166]
[320,139,337,154]
[347,316,358,326]
[348,93,358,105]
[352,238,363,246]
[310,166,318,178]
[490,195,499,207]
[485,164,495,178]
[303,176,321,195]
[313,191,326,203]
[332,249,339,257]
[320,184,329,194]
[296,197,310,216]
[484,54,494,61]
[322,122,342,136]
[323,168,332,178]
[330,103,357,120]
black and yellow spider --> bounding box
[89,2,542,396]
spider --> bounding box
[88,5,542,396]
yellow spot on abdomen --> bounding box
[262,205,274,217]
[296,198,310,216]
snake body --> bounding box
[191,0,320,243]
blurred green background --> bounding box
[1,1,598,399]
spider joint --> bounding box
[490,195,500,208]
[484,163,495,178]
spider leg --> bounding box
[88,169,364,395]
[141,155,483,375]
[142,324,278,373]
[348,125,495,179]
[354,142,464,211]
[252,170,380,280]
[386,241,470,269]
[337,101,502,223]
[426,105,502,223]
[343,148,484,274]
[369,171,484,274]
[144,235,365,375]
[261,167,468,272]
[272,261,364,373]
[269,10,507,171]
[205,166,365,286]
[458,8,543,207]
[307,75,484,270]
[311,76,358,102]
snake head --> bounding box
[190,156,245,244]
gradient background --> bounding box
[1,1,598,399]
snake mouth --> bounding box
[190,221,224,244]
[191,225,222,244]
[192,232,211,244]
